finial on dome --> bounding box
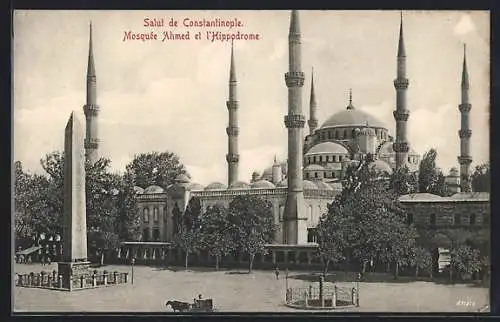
[346,88,355,110]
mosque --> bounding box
[80,11,489,266]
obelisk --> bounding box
[58,112,90,290]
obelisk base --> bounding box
[58,261,91,290]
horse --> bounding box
[165,300,192,312]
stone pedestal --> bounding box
[58,261,91,290]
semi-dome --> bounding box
[251,180,276,189]
[175,174,190,183]
[133,186,144,194]
[303,180,318,190]
[329,181,343,190]
[368,159,393,175]
[304,164,325,171]
[228,181,251,190]
[314,180,334,190]
[144,185,165,194]
[205,182,227,190]
[306,142,349,155]
[321,109,386,130]
[188,183,204,191]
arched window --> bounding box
[327,131,331,139]
[279,206,285,222]
[343,130,348,139]
[143,208,150,223]
[308,205,313,223]
[408,156,411,163]
[315,172,318,178]
[332,172,336,178]
[407,213,414,225]
[163,207,168,222]
[334,131,339,140]
[306,172,310,179]
[454,213,461,226]
[153,207,159,223]
[470,214,476,225]
[429,213,436,227]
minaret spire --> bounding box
[458,43,472,192]
[226,40,240,186]
[393,12,410,170]
[83,21,100,165]
[308,67,318,135]
[347,88,355,110]
[284,10,307,245]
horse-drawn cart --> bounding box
[165,298,215,312]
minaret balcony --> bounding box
[288,33,301,43]
[393,78,409,89]
[84,138,100,149]
[226,126,239,136]
[392,142,409,153]
[393,110,410,121]
[83,104,100,116]
[226,100,239,110]
[459,103,472,113]
[308,119,318,128]
[458,155,473,164]
[285,72,305,87]
[226,153,240,163]
[458,129,472,138]
[284,114,306,128]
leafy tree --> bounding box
[124,151,189,189]
[175,222,201,271]
[417,149,448,196]
[450,245,481,281]
[316,209,348,276]
[200,205,234,270]
[412,247,433,278]
[183,197,202,231]
[115,172,141,241]
[389,165,418,196]
[471,163,490,192]
[228,196,276,273]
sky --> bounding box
[13,10,490,186]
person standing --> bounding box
[274,265,280,280]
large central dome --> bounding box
[321,108,387,130]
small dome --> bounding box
[303,180,318,190]
[277,179,287,187]
[314,180,334,190]
[306,142,349,155]
[304,164,325,171]
[449,167,459,176]
[368,159,393,175]
[175,174,190,183]
[228,181,251,190]
[188,183,204,191]
[360,127,376,136]
[205,182,227,190]
[251,180,276,189]
[144,185,165,194]
[133,186,144,194]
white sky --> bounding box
[13,10,490,185]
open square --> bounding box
[13,263,488,312]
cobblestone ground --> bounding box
[12,263,489,313]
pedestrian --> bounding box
[47,256,51,265]
[274,265,280,280]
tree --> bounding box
[183,197,202,231]
[412,247,433,278]
[115,172,141,241]
[200,205,234,270]
[418,149,447,196]
[389,165,418,196]
[228,196,276,273]
[124,151,189,188]
[450,245,482,281]
[175,223,201,271]
[316,209,348,276]
[471,163,490,192]
[173,200,202,270]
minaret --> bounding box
[458,44,473,192]
[393,13,410,170]
[226,40,240,186]
[283,10,307,245]
[308,67,318,135]
[83,22,100,165]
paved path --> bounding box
[12,263,489,312]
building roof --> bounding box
[144,185,165,194]
[399,192,490,203]
[133,186,144,194]
[449,192,490,202]
[251,180,276,189]
[303,180,318,190]
[175,174,190,183]
[306,142,349,155]
[205,182,227,190]
[320,109,386,129]
[399,193,444,202]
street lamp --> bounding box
[131,257,136,284]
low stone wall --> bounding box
[285,284,358,310]
[16,270,129,291]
